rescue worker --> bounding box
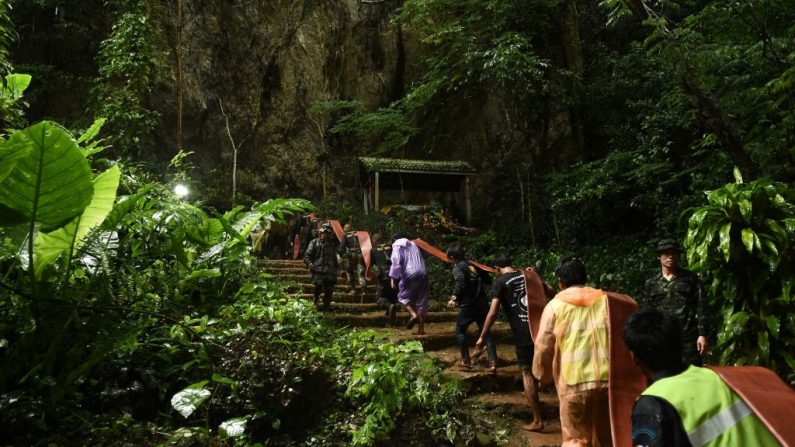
[533,258,612,447]
[338,223,367,301]
[475,254,545,431]
[370,233,398,326]
[304,224,338,310]
[289,214,313,258]
[624,308,782,446]
[445,244,497,372]
[309,217,321,240]
[390,233,429,335]
[642,238,710,366]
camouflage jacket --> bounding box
[642,268,709,338]
[304,238,338,276]
[338,231,361,258]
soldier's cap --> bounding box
[655,238,683,254]
[319,224,333,234]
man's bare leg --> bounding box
[405,303,418,319]
[416,313,425,335]
[521,369,544,431]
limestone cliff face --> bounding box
[150,0,576,228]
[155,0,412,205]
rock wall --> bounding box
[153,0,414,206]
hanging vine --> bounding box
[93,0,165,157]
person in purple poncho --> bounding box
[389,233,430,335]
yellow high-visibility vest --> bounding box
[643,365,780,447]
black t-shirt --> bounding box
[489,271,532,346]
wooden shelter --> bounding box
[358,157,477,223]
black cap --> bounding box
[656,238,683,253]
[319,224,332,234]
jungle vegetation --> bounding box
[1,0,795,445]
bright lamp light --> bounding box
[174,184,189,197]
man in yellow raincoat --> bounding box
[533,258,612,447]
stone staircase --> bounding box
[260,258,563,446]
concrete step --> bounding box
[277,273,349,282]
[288,292,378,304]
[262,266,312,274]
[372,320,516,351]
[326,310,459,327]
[309,302,383,313]
[258,259,305,266]
[257,258,304,264]
[285,283,377,293]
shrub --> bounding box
[685,170,795,381]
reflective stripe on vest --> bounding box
[643,365,780,447]
[554,292,609,385]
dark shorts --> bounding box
[515,342,534,369]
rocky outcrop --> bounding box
[154,0,412,205]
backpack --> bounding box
[345,231,361,256]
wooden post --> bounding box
[322,163,327,206]
[374,172,380,213]
[363,188,369,215]
[465,176,472,224]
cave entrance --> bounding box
[358,157,477,224]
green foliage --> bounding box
[93,0,165,156]
[0,129,31,183]
[396,0,559,112]
[310,99,417,155]
[0,121,320,443]
[0,121,94,231]
[0,73,31,131]
[78,117,109,157]
[685,175,795,378]
[0,125,466,445]
[343,338,460,445]
[314,0,565,158]
[0,0,14,77]
[33,165,120,279]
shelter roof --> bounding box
[359,157,476,175]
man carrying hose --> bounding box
[304,224,338,311]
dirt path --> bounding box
[262,258,562,446]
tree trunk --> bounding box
[560,0,585,152]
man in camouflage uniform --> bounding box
[642,238,710,366]
[338,223,367,301]
[304,224,338,310]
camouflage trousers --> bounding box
[342,253,366,293]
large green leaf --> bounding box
[185,217,225,246]
[1,73,32,100]
[0,136,31,185]
[219,417,247,438]
[231,211,262,239]
[170,386,211,418]
[740,227,755,253]
[33,166,121,279]
[0,121,93,231]
[718,222,732,262]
